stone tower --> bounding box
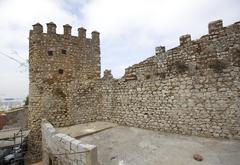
[28,22,100,161]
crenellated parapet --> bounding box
[123,19,240,81]
[32,23,43,33]
[46,22,56,34]
[103,69,113,80]
[78,27,86,38]
[28,22,101,162]
[63,24,72,36]
[31,22,100,43]
[155,46,165,55]
[91,31,100,45]
[208,19,223,34]
[179,34,191,46]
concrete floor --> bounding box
[78,126,240,165]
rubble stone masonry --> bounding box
[28,22,100,161]
[28,20,240,161]
[97,20,240,139]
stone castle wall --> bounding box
[28,19,240,161]
[68,80,101,124]
[28,22,100,160]
[76,20,240,139]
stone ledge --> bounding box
[41,120,98,165]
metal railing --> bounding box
[0,128,27,165]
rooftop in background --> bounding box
[0,98,24,111]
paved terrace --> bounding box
[57,122,240,165]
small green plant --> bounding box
[24,96,29,106]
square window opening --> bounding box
[48,51,53,56]
[61,49,66,55]
[58,69,64,74]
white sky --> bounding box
[0,0,239,98]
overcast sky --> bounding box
[0,0,239,99]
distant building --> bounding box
[0,98,24,111]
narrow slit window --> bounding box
[58,69,64,74]
[49,158,53,165]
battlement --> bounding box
[155,46,166,55]
[29,22,101,83]
[177,19,239,48]
[31,22,100,41]
[179,34,191,45]
[177,19,240,47]
[154,20,236,57]
[78,27,86,38]
[63,24,72,36]
[103,69,113,80]
[32,23,43,33]
[208,19,223,34]
[125,19,240,80]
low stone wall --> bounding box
[41,120,98,165]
